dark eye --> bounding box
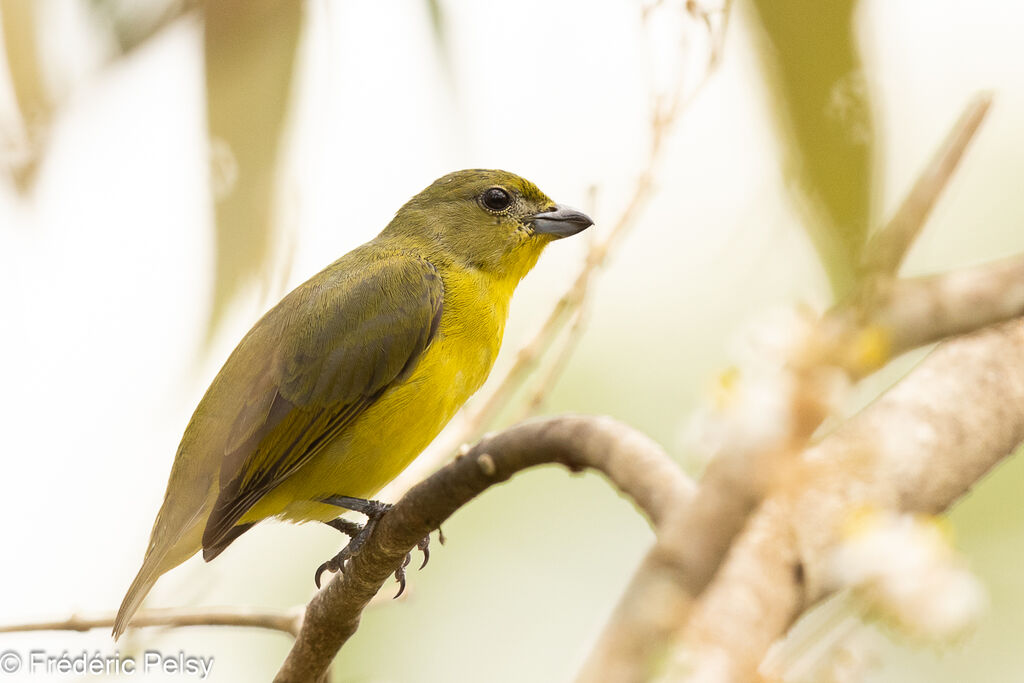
[481,187,512,212]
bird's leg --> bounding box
[325,517,363,537]
[315,495,438,595]
[314,498,387,589]
[313,520,366,589]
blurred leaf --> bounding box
[1,0,198,195]
[203,0,303,341]
[86,0,198,55]
[747,0,874,299]
[424,0,445,47]
[1,0,52,192]
[424,0,456,91]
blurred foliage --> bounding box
[424,0,445,46]
[87,0,198,54]
[203,0,302,340]
[1,0,305,343]
[0,0,51,191]
[747,0,874,299]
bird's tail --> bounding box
[113,563,160,640]
[112,511,206,640]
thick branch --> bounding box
[873,252,1024,353]
[274,415,693,683]
[575,453,759,683]
[677,319,1024,681]
[577,267,1024,681]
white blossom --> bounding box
[829,509,986,641]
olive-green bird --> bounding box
[113,169,592,638]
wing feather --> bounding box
[201,253,444,556]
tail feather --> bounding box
[112,511,206,640]
[113,563,161,640]
[116,406,228,638]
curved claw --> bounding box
[316,518,443,596]
[314,560,333,589]
[418,536,431,569]
[394,563,407,599]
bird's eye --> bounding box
[481,187,512,212]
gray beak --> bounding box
[530,204,594,238]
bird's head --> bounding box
[384,169,593,282]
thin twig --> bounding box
[861,94,992,276]
[386,0,732,500]
[473,0,731,429]
[0,606,303,638]
[274,415,694,683]
[517,219,600,417]
[517,302,591,420]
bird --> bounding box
[113,169,593,638]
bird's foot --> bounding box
[314,498,388,588]
[389,530,443,596]
[316,496,442,595]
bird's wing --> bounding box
[201,253,444,556]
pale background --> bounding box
[2,1,1024,681]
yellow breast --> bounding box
[244,265,510,525]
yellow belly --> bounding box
[239,270,506,525]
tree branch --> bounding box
[576,94,998,682]
[861,94,992,276]
[673,318,1024,681]
[576,252,1024,682]
[0,606,302,637]
[273,415,694,683]
[870,252,1024,353]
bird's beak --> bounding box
[529,204,594,239]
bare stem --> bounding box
[0,606,303,638]
[861,94,992,276]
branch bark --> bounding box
[274,415,693,683]
[871,253,1024,353]
[673,319,1024,680]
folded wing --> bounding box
[201,253,444,558]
